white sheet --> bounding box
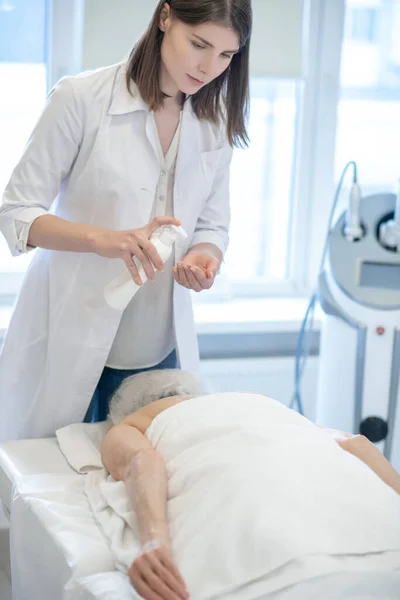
[67,572,140,600]
[9,474,116,600]
[265,571,400,599]
[56,392,400,600]
[70,571,400,600]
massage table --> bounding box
[1,395,400,600]
[0,438,142,600]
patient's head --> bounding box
[108,368,207,424]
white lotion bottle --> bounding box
[104,224,188,310]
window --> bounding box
[346,7,379,43]
[195,76,303,303]
[221,79,299,291]
[0,0,48,294]
[336,0,400,195]
[0,0,83,297]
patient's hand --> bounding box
[317,425,355,443]
[129,541,189,600]
[317,425,400,495]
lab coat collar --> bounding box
[108,63,199,183]
[108,63,194,117]
[108,63,149,115]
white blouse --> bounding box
[106,114,182,369]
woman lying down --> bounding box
[100,369,400,600]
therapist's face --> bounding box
[159,5,240,96]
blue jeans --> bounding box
[84,349,178,423]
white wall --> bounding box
[200,356,319,421]
[82,0,305,77]
[82,0,157,70]
[250,0,304,78]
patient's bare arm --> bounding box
[337,434,400,495]
[102,424,171,548]
[101,396,189,600]
[101,394,189,547]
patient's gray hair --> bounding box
[108,369,207,424]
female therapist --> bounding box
[0,0,252,440]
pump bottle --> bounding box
[104,224,187,310]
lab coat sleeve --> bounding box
[190,141,233,256]
[0,77,83,256]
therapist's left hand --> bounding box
[173,253,220,292]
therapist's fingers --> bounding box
[140,236,166,274]
[178,264,190,288]
[122,257,140,284]
[122,244,155,285]
[174,265,190,288]
[187,266,209,289]
[180,266,203,292]
[185,265,214,291]
[173,266,187,288]
[145,216,182,238]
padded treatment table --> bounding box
[0,438,122,600]
[1,439,400,600]
[0,438,74,518]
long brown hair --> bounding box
[126,0,252,148]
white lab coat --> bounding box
[0,63,232,441]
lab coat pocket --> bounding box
[200,148,224,195]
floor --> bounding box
[0,533,11,600]
[0,505,11,600]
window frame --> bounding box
[293,0,346,290]
[47,0,84,89]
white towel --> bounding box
[56,393,400,600]
[56,421,111,474]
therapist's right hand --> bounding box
[129,543,189,600]
[91,216,181,285]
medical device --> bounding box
[294,163,400,471]
[104,224,187,310]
